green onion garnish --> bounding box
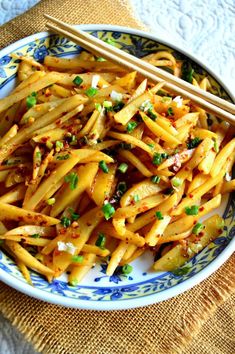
[95,103,102,112]
[113,101,125,112]
[31,233,40,238]
[96,57,106,62]
[185,205,199,215]
[171,177,183,187]
[55,141,64,150]
[118,163,128,173]
[155,211,164,220]
[73,76,83,86]
[26,92,37,109]
[151,175,161,184]
[56,154,70,160]
[103,100,112,108]
[213,139,219,153]
[35,151,41,159]
[95,233,106,249]
[147,143,155,150]
[64,172,79,190]
[72,255,84,263]
[167,107,174,116]
[147,109,157,120]
[99,160,109,173]
[122,264,133,274]
[133,195,140,203]
[47,198,56,206]
[171,266,190,276]
[187,137,202,149]
[152,153,162,165]
[60,216,71,228]
[102,203,115,220]
[85,87,98,97]
[126,121,138,133]
[192,223,204,235]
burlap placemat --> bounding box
[0,1,234,353]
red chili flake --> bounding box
[54,249,60,256]
[41,136,49,143]
[199,206,204,211]
[199,232,204,237]
[193,220,197,225]
[56,119,61,126]
[189,194,193,199]
[184,166,189,171]
[71,233,79,239]
[141,206,149,212]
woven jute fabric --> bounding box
[0,1,234,353]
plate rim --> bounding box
[0,24,234,311]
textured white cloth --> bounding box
[0,0,234,353]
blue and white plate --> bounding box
[0,25,234,310]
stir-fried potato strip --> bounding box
[0,47,232,284]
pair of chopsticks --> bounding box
[44,14,235,125]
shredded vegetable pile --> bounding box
[0,45,234,286]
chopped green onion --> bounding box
[167,107,174,116]
[47,198,56,206]
[55,141,64,150]
[68,208,80,221]
[72,255,84,263]
[95,103,102,112]
[26,92,37,109]
[113,101,125,112]
[192,223,205,235]
[187,137,202,149]
[147,143,155,150]
[102,203,115,220]
[118,163,128,173]
[117,181,127,193]
[99,160,109,173]
[181,62,194,83]
[31,233,40,238]
[171,177,183,187]
[35,151,41,159]
[213,139,219,153]
[104,38,116,46]
[103,100,112,108]
[85,87,98,97]
[122,264,133,274]
[161,96,172,104]
[147,109,157,120]
[95,233,106,248]
[69,135,77,145]
[96,57,106,62]
[73,76,83,86]
[46,141,53,150]
[185,205,199,215]
[151,175,161,184]
[56,154,70,160]
[126,121,138,133]
[64,172,79,190]
[155,211,164,220]
[152,153,162,165]
[60,216,71,228]
[133,194,140,203]
[139,100,153,112]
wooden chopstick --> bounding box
[44,14,235,125]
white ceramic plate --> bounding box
[0,25,234,310]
